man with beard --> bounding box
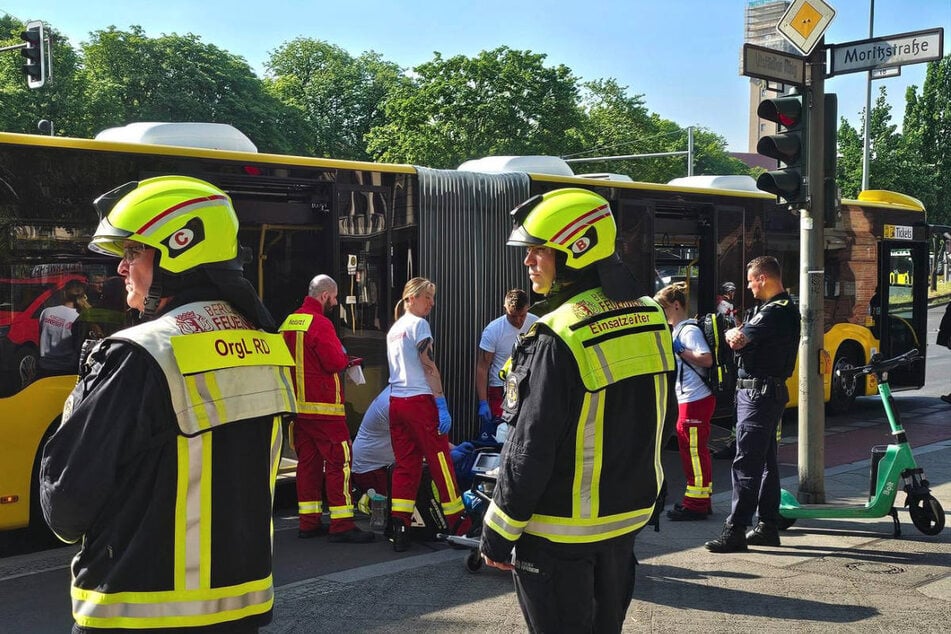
[280,274,373,543]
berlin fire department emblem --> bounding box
[505,374,519,410]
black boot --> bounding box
[705,522,748,553]
[745,521,781,547]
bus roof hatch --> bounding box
[94,122,258,153]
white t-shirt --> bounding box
[672,319,712,403]
[352,386,394,474]
[479,313,539,387]
[38,304,79,371]
[386,312,433,397]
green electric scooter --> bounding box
[779,348,945,537]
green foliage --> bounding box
[78,26,304,152]
[566,79,750,183]
[265,38,405,160]
[903,55,951,226]
[365,47,584,168]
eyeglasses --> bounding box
[122,244,148,263]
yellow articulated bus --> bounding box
[0,123,932,533]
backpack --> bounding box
[679,312,737,401]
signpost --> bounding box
[741,43,806,86]
[829,28,944,76]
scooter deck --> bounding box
[781,502,873,517]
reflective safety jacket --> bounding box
[279,296,350,419]
[40,299,296,631]
[481,285,675,555]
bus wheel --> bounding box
[827,347,860,415]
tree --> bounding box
[79,26,305,153]
[835,86,934,210]
[265,38,404,160]
[904,55,951,226]
[366,47,583,168]
[0,17,87,137]
[566,79,750,183]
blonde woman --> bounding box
[386,277,468,551]
[654,282,715,521]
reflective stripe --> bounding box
[298,500,322,515]
[441,498,465,516]
[341,441,353,508]
[72,578,273,629]
[525,507,654,543]
[687,421,702,491]
[391,498,416,514]
[685,485,712,499]
[573,391,600,518]
[328,505,354,520]
[484,501,528,542]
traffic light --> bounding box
[20,21,46,89]
[755,92,808,206]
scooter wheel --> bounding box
[909,495,945,536]
[465,550,483,573]
[777,516,796,530]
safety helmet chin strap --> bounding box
[139,253,166,321]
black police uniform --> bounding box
[728,291,799,528]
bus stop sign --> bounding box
[777,0,836,55]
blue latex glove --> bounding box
[435,396,452,434]
[478,399,492,424]
[672,338,685,354]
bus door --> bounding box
[653,204,714,315]
[877,240,928,389]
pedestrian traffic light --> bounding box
[20,21,46,89]
[755,93,808,206]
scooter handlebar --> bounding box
[836,348,921,381]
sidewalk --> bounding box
[264,399,951,633]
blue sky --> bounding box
[2,0,948,153]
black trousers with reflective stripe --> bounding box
[512,532,637,634]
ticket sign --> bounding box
[884,224,914,240]
[777,0,836,56]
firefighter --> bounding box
[40,176,296,632]
[479,188,676,633]
[280,274,373,542]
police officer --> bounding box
[40,176,296,632]
[705,255,799,553]
[479,188,676,633]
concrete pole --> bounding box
[797,41,827,504]
[861,0,875,192]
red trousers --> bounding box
[294,416,355,533]
[676,395,716,513]
[388,395,464,526]
[487,385,504,419]
[352,467,389,497]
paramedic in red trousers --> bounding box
[705,255,799,553]
[40,176,296,632]
[280,275,374,543]
[476,288,538,425]
[479,188,676,633]
[386,277,469,552]
[655,281,716,521]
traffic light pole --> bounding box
[797,42,827,504]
